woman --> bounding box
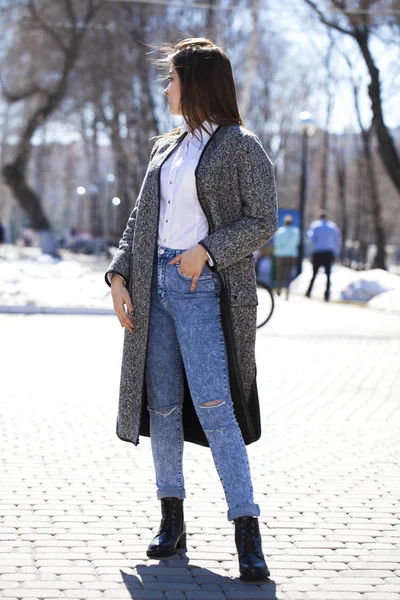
[105,38,278,581]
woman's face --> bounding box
[164,65,181,116]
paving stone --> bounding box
[347,562,399,570]
[186,593,225,600]
[145,583,200,591]
[225,591,277,599]
[81,582,122,590]
[314,584,374,592]
[280,582,317,591]
[0,591,64,598]
[305,593,364,599]
[311,561,349,570]
[109,593,165,599]
[0,583,19,590]
[20,582,81,590]
[59,592,103,598]
[326,577,384,585]
[301,570,340,578]
[1,305,400,599]
[165,593,185,600]
[364,595,400,600]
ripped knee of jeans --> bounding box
[147,404,178,417]
[200,399,225,409]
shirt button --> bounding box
[168,201,171,204]
[166,220,168,223]
[169,181,172,184]
[164,239,166,242]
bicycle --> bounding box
[256,280,275,329]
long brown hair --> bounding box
[151,38,244,139]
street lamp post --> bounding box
[104,174,116,245]
[111,196,121,235]
[76,186,86,230]
[297,112,315,276]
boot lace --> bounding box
[239,519,262,556]
[160,502,178,535]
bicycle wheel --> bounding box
[256,281,274,329]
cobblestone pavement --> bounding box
[1,296,399,600]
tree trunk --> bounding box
[303,1,400,197]
[239,0,259,121]
[1,1,101,255]
[335,142,347,263]
[361,129,386,269]
[89,115,103,249]
[349,69,387,270]
[355,29,400,196]
[2,163,59,255]
[205,0,219,40]
[108,112,137,234]
[320,38,334,210]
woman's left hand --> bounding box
[168,244,208,292]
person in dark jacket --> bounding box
[305,211,341,301]
[106,38,278,581]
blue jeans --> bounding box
[146,246,260,521]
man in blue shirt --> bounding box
[274,215,300,300]
[305,211,341,301]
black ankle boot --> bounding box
[146,497,186,558]
[234,516,270,581]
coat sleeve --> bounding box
[198,135,278,271]
[104,141,160,288]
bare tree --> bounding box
[239,0,260,121]
[348,59,386,269]
[304,0,400,197]
[205,0,219,40]
[333,136,347,261]
[0,0,103,254]
[320,34,335,210]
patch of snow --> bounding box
[1,244,399,314]
[368,289,400,314]
[290,262,400,310]
[0,245,112,310]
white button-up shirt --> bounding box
[158,121,218,249]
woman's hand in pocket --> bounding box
[168,244,208,292]
[111,275,135,333]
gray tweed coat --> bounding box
[105,124,278,447]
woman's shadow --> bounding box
[120,549,277,599]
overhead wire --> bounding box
[2,0,400,17]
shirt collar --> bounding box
[181,120,218,138]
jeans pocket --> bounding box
[176,264,193,280]
[176,263,212,281]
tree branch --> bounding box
[11,2,104,173]
[84,0,105,25]
[303,0,354,35]
[64,0,77,25]
[0,76,43,102]
[343,52,367,136]
[28,0,67,52]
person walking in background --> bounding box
[273,215,300,300]
[305,210,341,301]
[105,38,278,581]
